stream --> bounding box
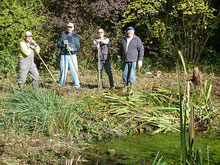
[85,131,220,164]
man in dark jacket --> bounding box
[119,27,144,91]
[93,28,114,89]
[57,23,80,89]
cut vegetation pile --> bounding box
[0,83,218,142]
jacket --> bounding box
[119,35,144,62]
[57,32,80,55]
[18,40,40,58]
[93,37,110,61]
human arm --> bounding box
[137,37,144,61]
[74,35,80,52]
[30,40,40,54]
[19,41,32,57]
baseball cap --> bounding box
[25,31,32,37]
[126,26,134,31]
[67,23,74,28]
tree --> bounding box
[120,0,220,64]
[169,0,219,63]
[42,0,131,69]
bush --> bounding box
[0,0,46,76]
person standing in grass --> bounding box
[57,23,81,89]
[93,28,114,89]
[118,26,144,92]
[18,31,40,91]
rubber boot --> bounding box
[33,80,39,91]
[109,76,114,89]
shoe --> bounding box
[75,87,82,91]
[122,83,128,92]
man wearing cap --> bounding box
[18,31,40,90]
[119,26,144,92]
[57,23,80,89]
[93,28,114,89]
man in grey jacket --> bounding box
[119,27,144,91]
[93,28,114,89]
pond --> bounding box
[85,131,220,164]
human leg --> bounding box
[96,60,103,89]
[18,69,29,90]
[122,62,129,85]
[104,60,114,88]
[29,66,40,90]
[58,55,68,86]
[69,55,80,89]
[128,62,137,84]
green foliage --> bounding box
[170,0,218,63]
[120,0,219,66]
[0,0,46,76]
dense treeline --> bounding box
[0,0,219,76]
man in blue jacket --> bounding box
[57,23,80,89]
[119,26,144,92]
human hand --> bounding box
[30,40,37,49]
[138,60,143,68]
[96,39,102,43]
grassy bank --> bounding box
[0,71,219,164]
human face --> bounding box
[97,29,104,38]
[25,36,32,43]
[67,26,74,34]
[126,29,134,38]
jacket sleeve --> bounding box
[74,35,80,52]
[34,44,40,54]
[31,40,40,54]
[93,39,98,50]
[137,37,144,61]
[20,42,32,57]
[101,37,109,45]
[119,39,124,59]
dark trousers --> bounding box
[96,60,114,87]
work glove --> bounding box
[67,47,77,52]
[117,55,121,61]
[138,60,143,68]
[30,40,37,49]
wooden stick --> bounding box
[67,50,80,81]
[97,42,101,89]
[35,51,57,84]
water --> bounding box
[86,132,220,164]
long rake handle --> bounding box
[97,42,101,89]
[68,50,80,81]
[35,51,57,84]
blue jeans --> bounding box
[123,61,137,84]
[58,54,80,88]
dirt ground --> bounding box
[49,69,220,105]
[0,69,219,104]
